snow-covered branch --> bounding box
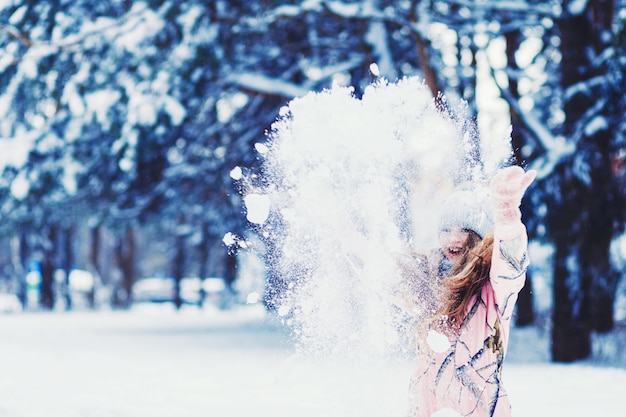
[270,1,383,20]
[0,24,32,47]
[227,73,311,98]
[227,57,362,99]
[487,64,575,178]
[244,1,387,30]
[3,3,152,62]
[564,75,608,101]
[440,0,559,17]
[489,68,559,152]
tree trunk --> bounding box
[456,32,477,107]
[221,249,238,310]
[224,250,237,290]
[62,226,74,310]
[551,0,618,361]
[409,0,442,101]
[113,226,136,308]
[196,223,210,307]
[40,227,57,310]
[516,269,535,327]
[11,229,28,308]
[172,227,186,310]
[581,162,620,332]
[551,7,591,362]
[551,241,592,361]
[86,225,101,308]
[89,226,101,280]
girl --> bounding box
[408,166,536,417]
[395,184,493,326]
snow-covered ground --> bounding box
[0,304,624,417]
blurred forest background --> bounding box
[0,0,625,363]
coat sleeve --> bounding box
[490,222,530,322]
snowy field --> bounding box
[0,304,624,417]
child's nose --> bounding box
[449,231,465,242]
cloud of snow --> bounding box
[252,77,499,359]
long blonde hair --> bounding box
[439,230,494,326]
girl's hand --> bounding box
[489,166,537,224]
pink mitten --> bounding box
[489,166,537,224]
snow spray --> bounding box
[239,77,507,360]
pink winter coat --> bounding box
[408,222,529,417]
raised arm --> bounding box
[488,166,536,320]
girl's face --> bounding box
[439,226,472,263]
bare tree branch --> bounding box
[0,24,32,47]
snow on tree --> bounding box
[0,1,253,307]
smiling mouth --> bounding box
[446,247,463,256]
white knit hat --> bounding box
[438,187,494,239]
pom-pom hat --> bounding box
[438,187,494,239]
